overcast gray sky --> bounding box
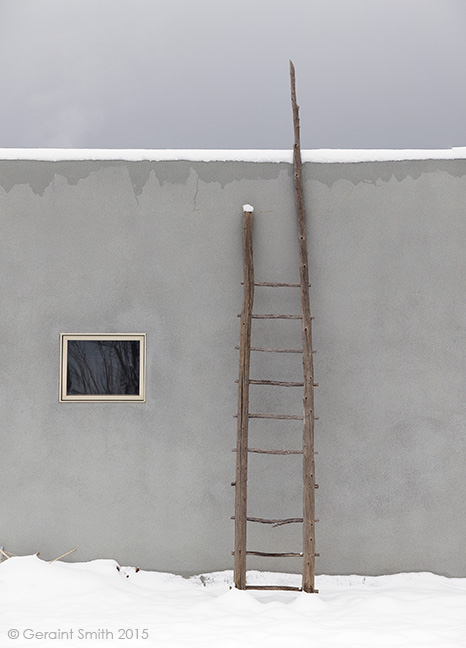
[1,0,465,150]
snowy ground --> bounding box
[1,556,466,647]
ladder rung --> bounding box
[247,551,303,558]
[241,281,311,288]
[250,413,303,420]
[234,552,320,558]
[245,585,303,591]
[253,314,302,319]
[231,516,303,525]
[232,448,303,455]
[235,379,304,387]
[235,345,303,353]
[237,314,302,319]
[234,413,304,420]
[232,448,317,456]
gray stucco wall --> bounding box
[1,156,466,576]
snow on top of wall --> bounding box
[0,148,466,163]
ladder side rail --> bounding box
[290,60,317,594]
[233,207,255,590]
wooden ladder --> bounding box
[232,62,317,594]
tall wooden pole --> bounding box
[290,60,317,594]
[233,206,255,589]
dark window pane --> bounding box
[66,340,140,396]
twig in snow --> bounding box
[49,548,77,564]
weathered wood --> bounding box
[241,281,311,288]
[246,551,303,558]
[236,379,304,387]
[245,585,303,591]
[231,516,304,525]
[232,448,303,455]
[252,314,302,320]
[234,208,254,590]
[250,413,303,420]
[248,447,302,455]
[233,448,320,456]
[234,413,304,420]
[235,345,303,353]
[290,59,317,594]
[237,314,302,319]
[272,519,303,528]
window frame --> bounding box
[59,333,146,402]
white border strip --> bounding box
[0,148,466,163]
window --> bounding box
[60,334,146,402]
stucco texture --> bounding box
[1,157,466,576]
